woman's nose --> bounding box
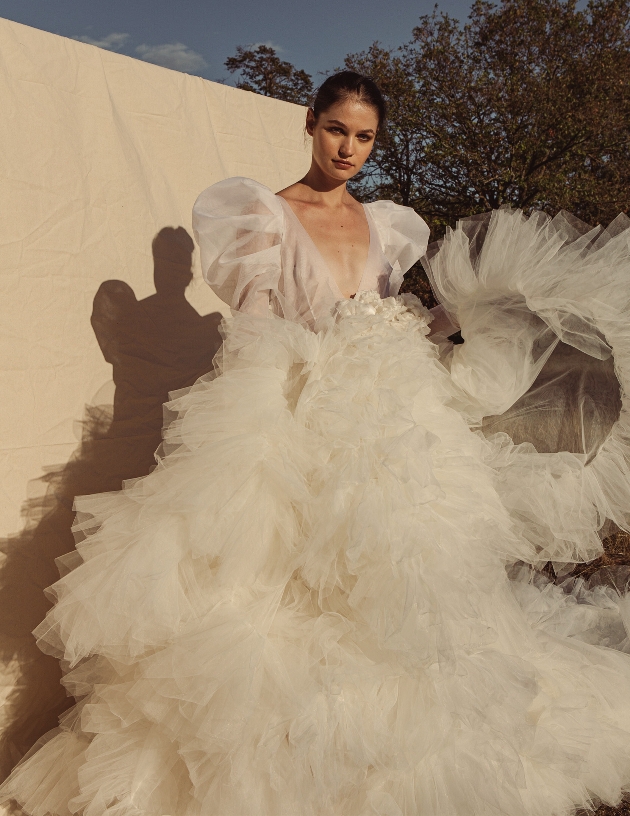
[338,139,354,158]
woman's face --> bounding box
[306,97,379,183]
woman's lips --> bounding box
[333,160,353,168]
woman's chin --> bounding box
[326,165,358,183]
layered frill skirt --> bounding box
[4,209,630,816]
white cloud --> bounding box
[135,42,208,74]
[249,41,284,53]
[73,32,130,51]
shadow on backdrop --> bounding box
[0,227,222,780]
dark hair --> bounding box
[311,70,386,128]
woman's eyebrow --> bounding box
[327,118,375,135]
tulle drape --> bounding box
[424,208,630,555]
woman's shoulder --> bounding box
[274,180,302,202]
[193,176,284,221]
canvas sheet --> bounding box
[0,16,310,781]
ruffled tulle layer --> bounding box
[3,211,630,815]
[425,208,630,561]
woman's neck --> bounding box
[293,163,351,209]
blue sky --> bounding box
[0,0,475,84]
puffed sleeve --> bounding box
[366,201,431,295]
[192,177,284,317]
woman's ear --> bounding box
[305,108,316,137]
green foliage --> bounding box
[345,0,630,236]
[399,261,439,308]
[225,45,313,106]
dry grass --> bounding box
[579,802,630,816]
[592,805,630,816]
[567,529,630,582]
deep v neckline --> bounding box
[277,196,372,300]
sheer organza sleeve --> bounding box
[192,177,284,317]
[366,201,431,295]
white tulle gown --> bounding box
[3,177,630,816]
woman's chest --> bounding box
[289,204,371,293]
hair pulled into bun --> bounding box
[311,70,386,128]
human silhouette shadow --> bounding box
[91,226,223,480]
[0,227,222,784]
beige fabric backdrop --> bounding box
[0,16,311,781]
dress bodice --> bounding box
[192,177,430,330]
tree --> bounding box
[345,0,630,234]
[225,45,313,106]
